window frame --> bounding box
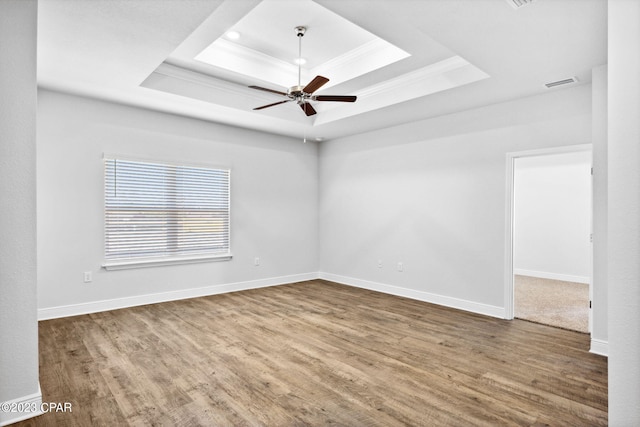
[101,154,232,271]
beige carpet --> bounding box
[514,275,589,333]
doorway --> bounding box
[505,145,592,333]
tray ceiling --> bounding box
[37,0,607,141]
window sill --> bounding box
[102,254,232,271]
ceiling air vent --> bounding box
[545,77,579,89]
[505,0,536,9]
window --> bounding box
[103,157,230,269]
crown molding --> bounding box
[357,56,479,98]
[311,38,410,90]
[314,56,490,125]
[148,62,263,99]
[144,54,489,129]
[193,37,408,91]
[195,38,302,89]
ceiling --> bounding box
[37,0,607,142]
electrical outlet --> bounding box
[83,271,92,283]
[397,262,403,272]
[254,257,260,266]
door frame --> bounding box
[504,144,592,324]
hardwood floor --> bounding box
[16,280,607,426]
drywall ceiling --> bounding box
[37,0,607,141]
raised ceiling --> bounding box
[37,0,607,141]
[192,0,413,89]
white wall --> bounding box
[591,64,607,353]
[608,1,640,423]
[37,90,319,317]
[319,84,592,318]
[513,151,592,283]
[0,1,41,425]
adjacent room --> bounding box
[512,149,593,333]
[2,0,639,425]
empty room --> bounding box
[1,0,639,425]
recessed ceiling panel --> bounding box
[194,0,410,89]
[141,0,489,128]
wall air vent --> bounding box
[505,0,536,9]
[545,77,579,89]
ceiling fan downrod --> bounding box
[295,26,306,88]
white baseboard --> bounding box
[0,384,42,426]
[38,273,318,320]
[318,272,505,319]
[38,271,601,356]
[590,338,609,357]
[513,269,589,284]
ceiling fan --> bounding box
[249,26,357,117]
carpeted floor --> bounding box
[514,275,589,333]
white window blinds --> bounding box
[104,158,230,263]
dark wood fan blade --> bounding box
[313,95,357,102]
[253,100,291,110]
[300,102,317,116]
[303,76,329,94]
[248,85,288,97]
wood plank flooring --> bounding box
[16,280,607,426]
